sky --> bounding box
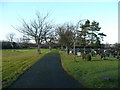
[0,1,118,44]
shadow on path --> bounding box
[9,51,84,88]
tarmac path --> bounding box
[9,51,84,88]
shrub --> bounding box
[81,53,86,60]
[85,54,91,61]
[101,53,106,60]
[117,55,120,60]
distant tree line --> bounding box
[1,41,60,49]
[1,41,35,49]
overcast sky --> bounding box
[0,1,118,44]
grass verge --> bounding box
[2,49,50,88]
[59,50,118,88]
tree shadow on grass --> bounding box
[91,59,118,62]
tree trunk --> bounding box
[37,44,41,55]
[73,41,76,62]
[66,46,68,54]
[49,45,52,50]
[11,42,14,48]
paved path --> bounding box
[9,51,84,88]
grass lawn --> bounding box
[59,50,118,88]
[2,48,51,88]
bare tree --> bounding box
[45,29,58,50]
[12,12,53,54]
[6,33,15,48]
[15,35,31,48]
[57,23,75,54]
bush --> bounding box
[85,54,91,61]
[117,55,120,60]
[101,53,106,60]
[81,53,86,59]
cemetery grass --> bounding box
[59,50,118,88]
[2,49,51,88]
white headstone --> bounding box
[77,52,81,56]
[69,50,72,53]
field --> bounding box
[59,50,118,88]
[2,49,50,88]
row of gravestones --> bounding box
[63,48,120,60]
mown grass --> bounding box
[2,49,51,88]
[59,50,118,88]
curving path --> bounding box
[9,51,84,88]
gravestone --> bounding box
[69,50,72,54]
[77,52,81,56]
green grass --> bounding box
[2,49,51,88]
[59,50,118,88]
